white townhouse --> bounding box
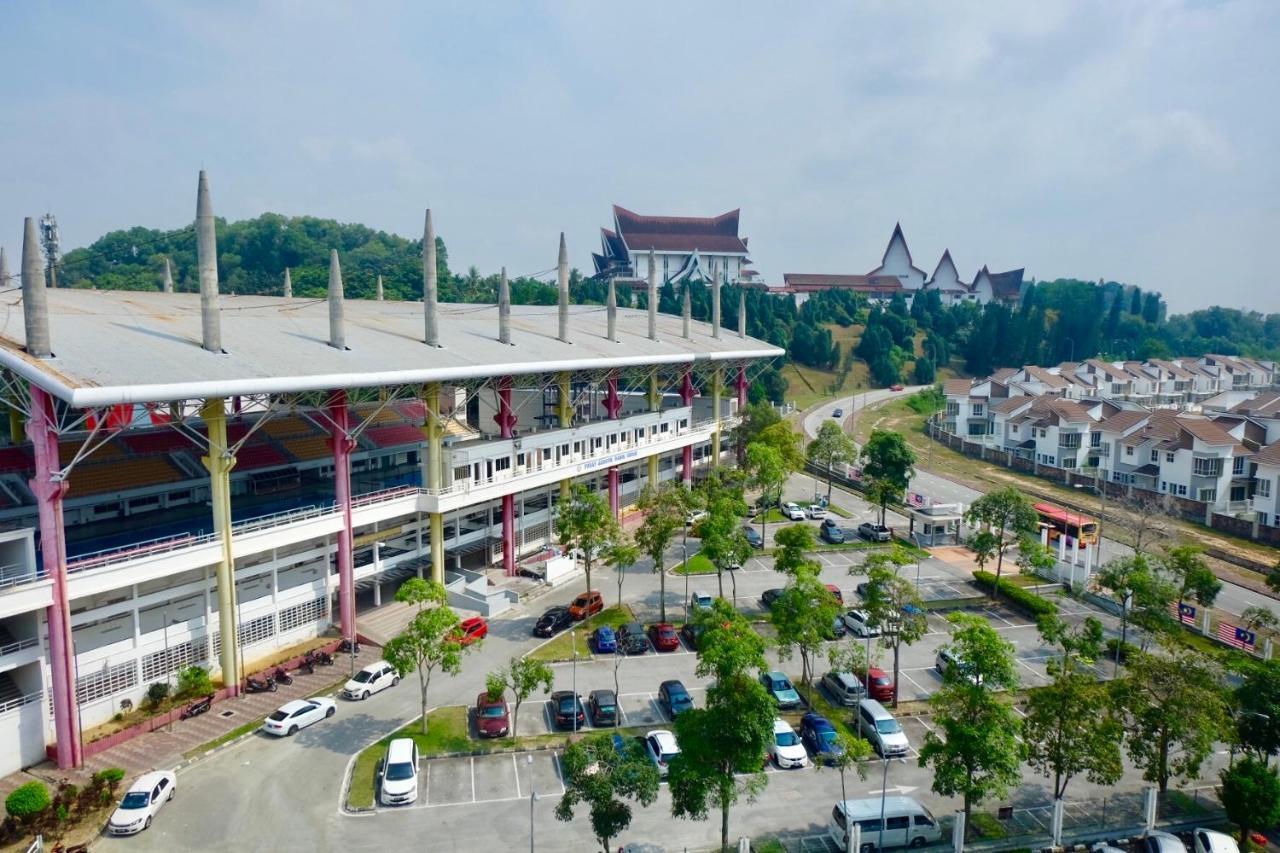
[1252,443,1280,528]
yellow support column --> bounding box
[422,383,446,584]
[7,409,22,446]
[201,398,241,694]
[647,374,660,487]
[711,367,723,466]
[557,372,572,503]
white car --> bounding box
[343,660,399,700]
[1141,831,1189,853]
[685,510,708,527]
[381,737,420,806]
[841,609,881,638]
[262,697,337,736]
[1193,828,1240,853]
[768,718,809,769]
[107,770,175,835]
[805,504,827,519]
[783,503,806,521]
[644,729,681,778]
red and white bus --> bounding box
[1034,502,1099,545]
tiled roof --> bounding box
[991,367,1018,382]
[1023,366,1069,389]
[1253,443,1280,467]
[613,205,748,254]
[991,396,1032,414]
[944,378,974,396]
[987,268,1025,300]
[781,273,904,292]
[1175,415,1237,445]
[1046,399,1092,422]
[1096,409,1149,434]
[1230,392,1280,418]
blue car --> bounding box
[760,671,801,709]
[592,626,617,654]
[799,712,844,764]
[659,680,695,716]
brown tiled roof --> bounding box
[991,396,1032,414]
[781,273,903,293]
[1023,366,1069,389]
[944,378,974,396]
[1096,409,1149,434]
[1148,358,1195,380]
[1230,392,1280,417]
[1084,359,1128,380]
[613,205,748,254]
[1046,399,1092,422]
[1175,415,1237,445]
[1253,443,1280,467]
[991,367,1018,382]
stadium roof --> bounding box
[0,290,783,407]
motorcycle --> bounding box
[272,666,293,686]
[245,674,277,693]
[180,693,214,720]
[305,649,334,667]
[298,658,315,675]
[338,638,360,655]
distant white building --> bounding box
[591,205,753,287]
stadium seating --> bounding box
[0,447,31,474]
[234,444,289,471]
[67,458,183,498]
[363,424,426,449]
[282,436,332,462]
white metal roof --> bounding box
[0,289,783,407]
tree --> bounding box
[383,579,468,734]
[1220,756,1280,851]
[605,538,640,612]
[696,470,751,599]
[919,613,1023,836]
[733,400,782,452]
[636,483,688,622]
[860,429,916,526]
[1112,647,1229,793]
[1015,535,1058,592]
[858,546,925,707]
[691,598,769,683]
[1241,606,1279,637]
[1163,544,1222,612]
[756,421,806,474]
[963,487,1039,598]
[771,570,841,698]
[556,733,661,852]
[556,483,622,598]
[396,576,439,611]
[812,731,873,853]
[1114,492,1171,556]
[772,523,818,577]
[5,781,50,827]
[912,356,935,384]
[807,420,857,504]
[486,656,553,741]
[745,441,787,542]
[1236,660,1280,760]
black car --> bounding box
[658,680,694,716]
[532,606,573,638]
[743,526,764,548]
[820,518,845,544]
[679,622,704,650]
[761,588,784,609]
[588,689,618,726]
[617,622,649,655]
[550,690,586,730]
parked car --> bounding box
[856,698,909,757]
[532,605,573,637]
[890,384,904,391]
[832,408,844,418]
[262,697,337,737]
[569,590,604,620]
[1140,831,1190,853]
[820,518,846,544]
[865,666,895,702]
[685,510,709,527]
[936,647,979,683]
[806,504,827,519]
[618,622,649,655]
[342,661,399,700]
[550,690,586,730]
[592,625,618,654]
[821,670,866,706]
[588,689,618,726]
[649,622,680,652]
[1193,828,1240,853]
[857,522,892,542]
[768,718,809,768]
[451,616,488,646]
[826,615,847,640]
[841,609,881,638]
[679,622,704,650]
[800,712,845,764]
[689,590,714,612]
[644,729,681,777]
[760,670,802,709]
[659,679,694,716]
[761,588,785,609]
[107,771,175,835]
[743,526,764,548]
[783,502,806,521]
[380,737,420,805]
[824,583,844,604]
[475,691,511,737]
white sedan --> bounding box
[767,718,808,769]
[262,697,337,737]
[783,503,806,521]
[107,770,175,835]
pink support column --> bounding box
[328,391,356,642]
[736,365,748,409]
[28,386,81,769]
[680,371,697,485]
[496,377,518,575]
[605,373,622,517]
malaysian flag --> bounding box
[1170,602,1197,626]
[1217,621,1257,652]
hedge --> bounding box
[5,781,50,822]
[973,570,1058,618]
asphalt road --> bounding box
[801,385,926,441]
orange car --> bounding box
[569,590,604,621]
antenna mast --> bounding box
[39,213,60,288]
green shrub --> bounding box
[92,767,126,793]
[973,570,1058,617]
[5,781,51,824]
[176,665,213,698]
[1105,638,1139,665]
[969,811,1009,839]
[146,681,171,707]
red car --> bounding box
[865,666,894,702]
[451,616,488,646]
[649,622,680,652]
[569,590,604,621]
[824,584,844,605]
[890,384,904,391]
[475,691,510,737]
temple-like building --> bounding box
[591,205,753,286]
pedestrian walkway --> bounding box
[0,644,383,801]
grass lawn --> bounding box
[674,553,717,576]
[752,508,791,524]
[527,604,635,662]
[182,716,267,760]
[826,504,853,518]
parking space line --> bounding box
[983,608,1015,627]
[424,761,430,804]
[1016,659,1047,683]
[552,753,567,795]
[900,671,933,699]
[470,757,476,804]
[512,755,520,799]
[913,715,934,733]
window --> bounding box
[1166,452,1175,463]
[280,597,326,633]
[1011,425,1019,434]
[1233,456,1246,476]
[946,403,960,416]
[1091,433,1102,448]
[1178,484,1187,496]
[1193,457,1223,477]
[1199,488,1217,503]
[1161,481,1167,492]
[1259,479,1272,499]
[1231,485,1247,502]
[972,404,985,417]
[1150,449,1159,463]
[886,816,910,830]
[494,457,511,473]
[76,660,138,705]
[1061,457,1076,469]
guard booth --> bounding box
[902,494,963,546]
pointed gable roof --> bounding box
[869,222,927,279]
[926,249,969,292]
[611,205,748,254]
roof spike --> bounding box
[647,248,658,342]
[328,249,345,350]
[0,247,8,288]
[738,287,746,338]
[195,170,222,353]
[424,209,440,347]
[161,257,174,293]
[21,217,51,358]
[282,267,293,298]
[711,269,722,340]
[557,231,570,344]
[606,277,617,343]
[498,266,511,345]
[682,284,691,340]
[376,274,384,301]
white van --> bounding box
[381,738,419,806]
[829,796,942,850]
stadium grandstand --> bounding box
[0,172,782,773]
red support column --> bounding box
[328,391,356,642]
[29,386,81,769]
[496,377,518,575]
[680,371,697,486]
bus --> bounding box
[1034,502,1099,545]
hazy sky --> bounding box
[2,2,1277,313]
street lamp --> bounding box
[572,640,579,735]
[527,754,539,853]
[1064,337,1075,363]
[682,543,690,621]
[877,757,891,852]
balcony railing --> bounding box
[0,636,38,656]
[0,690,42,716]
[0,563,39,591]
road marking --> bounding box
[900,671,933,699]
[552,752,567,794]
[470,757,476,804]
[983,608,1016,627]
[913,715,934,733]
[1016,659,1047,683]
[424,761,431,804]
[512,754,520,799]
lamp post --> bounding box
[572,639,579,734]
[1064,337,1075,363]
[527,753,539,853]
[162,610,172,732]
[878,757,891,852]
[682,543,690,621]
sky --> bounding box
[1,1,1277,314]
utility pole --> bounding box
[39,213,60,289]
